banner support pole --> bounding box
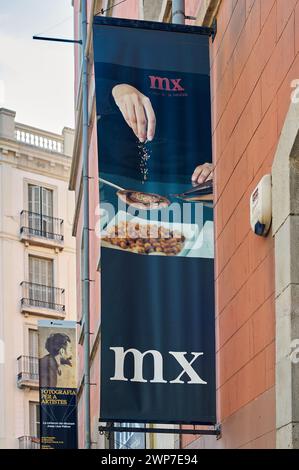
[32,36,82,44]
[99,424,221,437]
[172,0,185,25]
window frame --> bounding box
[23,178,58,220]
[112,423,146,450]
[29,401,40,439]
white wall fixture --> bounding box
[250,174,272,237]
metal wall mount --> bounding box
[93,15,217,41]
[210,18,217,42]
[99,423,221,437]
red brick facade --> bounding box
[183,0,299,449]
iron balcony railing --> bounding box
[18,436,40,449]
[17,355,39,383]
[20,210,64,243]
[21,281,65,312]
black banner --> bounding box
[94,17,216,425]
[38,320,77,449]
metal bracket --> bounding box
[172,9,185,17]
[33,36,82,44]
[215,423,222,440]
[99,423,221,436]
[93,16,217,40]
[211,18,217,42]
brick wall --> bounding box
[182,0,299,449]
[73,0,299,449]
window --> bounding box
[28,256,54,307]
[29,402,40,439]
[28,329,39,380]
[29,256,53,286]
[113,423,145,449]
[29,329,38,357]
[28,184,54,236]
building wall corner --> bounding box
[0,108,16,141]
[272,100,299,449]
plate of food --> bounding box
[117,189,170,210]
[101,211,199,257]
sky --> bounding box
[0,0,75,134]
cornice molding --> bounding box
[0,137,71,181]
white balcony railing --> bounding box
[15,123,64,153]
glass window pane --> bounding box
[29,256,53,286]
[28,185,40,214]
[114,423,145,449]
[29,402,40,438]
[29,329,38,357]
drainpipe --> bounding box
[81,0,91,449]
[172,0,185,24]
[172,0,185,447]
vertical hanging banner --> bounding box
[38,320,77,449]
[94,17,216,425]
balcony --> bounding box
[20,210,64,250]
[15,123,64,154]
[21,281,65,318]
[17,355,39,389]
[18,436,40,449]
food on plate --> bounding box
[117,190,170,210]
[102,221,185,255]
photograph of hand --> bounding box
[112,83,214,185]
[112,84,156,143]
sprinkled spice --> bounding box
[138,140,151,183]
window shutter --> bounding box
[28,257,54,306]
[28,185,53,235]
[41,187,53,218]
[29,256,53,286]
[28,185,41,214]
[28,185,41,232]
[29,402,40,438]
[29,329,38,357]
[41,188,54,236]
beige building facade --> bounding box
[0,108,76,449]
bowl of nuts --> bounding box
[101,211,198,257]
